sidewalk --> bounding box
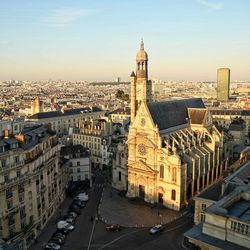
[29,197,72,250]
[99,186,180,227]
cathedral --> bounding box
[126,41,230,211]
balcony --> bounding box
[6,192,13,199]
[8,219,15,226]
[18,187,24,194]
[20,213,26,219]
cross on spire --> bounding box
[140,38,144,50]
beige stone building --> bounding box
[27,107,104,136]
[112,136,128,191]
[126,42,229,211]
[109,107,130,124]
[72,117,113,169]
[210,109,250,145]
[185,159,250,250]
[0,125,65,248]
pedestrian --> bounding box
[157,211,160,216]
[95,216,98,222]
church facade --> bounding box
[127,42,230,211]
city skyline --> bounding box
[1,0,250,81]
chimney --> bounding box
[4,129,9,139]
[15,134,25,143]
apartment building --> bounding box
[61,145,91,184]
[185,156,250,249]
[0,125,64,249]
[27,107,104,136]
[210,109,250,145]
[112,136,128,191]
[72,118,112,169]
[109,107,130,124]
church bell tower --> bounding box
[130,40,152,123]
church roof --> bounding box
[147,98,205,131]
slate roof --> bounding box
[29,111,62,119]
[196,179,223,201]
[111,107,130,115]
[29,107,102,119]
[147,98,205,131]
[61,145,90,158]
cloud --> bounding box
[44,7,89,27]
[196,0,223,10]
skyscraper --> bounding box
[217,68,230,101]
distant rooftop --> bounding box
[110,107,130,115]
[210,109,250,116]
[29,107,102,119]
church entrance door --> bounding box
[139,185,145,199]
[158,193,163,204]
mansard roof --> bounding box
[29,107,102,119]
[147,98,205,131]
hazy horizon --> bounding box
[1,0,250,81]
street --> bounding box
[90,211,193,250]
[61,174,105,250]
[62,172,193,250]
[31,173,193,250]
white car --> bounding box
[57,220,75,231]
[45,242,61,249]
[77,192,89,202]
[149,224,165,235]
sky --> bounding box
[0,0,250,81]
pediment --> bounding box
[130,160,156,174]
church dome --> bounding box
[136,40,148,61]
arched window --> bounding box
[138,62,140,70]
[171,189,176,201]
[172,167,177,183]
[160,165,164,179]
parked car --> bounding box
[105,224,121,232]
[45,243,61,249]
[67,211,77,218]
[68,205,81,215]
[56,228,69,235]
[75,192,88,202]
[52,232,65,240]
[62,215,75,224]
[73,199,86,208]
[149,225,165,235]
[57,220,75,231]
[49,237,64,245]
